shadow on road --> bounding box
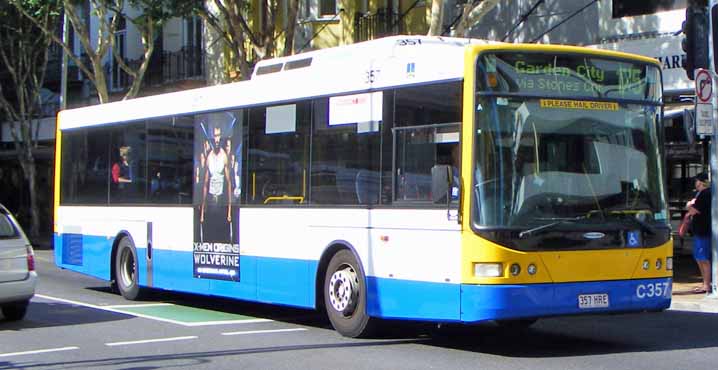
[421,310,718,357]
[0,300,131,330]
[0,339,427,370]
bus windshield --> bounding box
[472,52,667,234]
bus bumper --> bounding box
[460,277,672,323]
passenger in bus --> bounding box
[200,126,232,242]
[686,172,712,294]
[111,146,133,189]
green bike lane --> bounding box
[36,294,275,326]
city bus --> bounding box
[54,36,672,337]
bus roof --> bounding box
[59,36,490,129]
[58,35,658,130]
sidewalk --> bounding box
[670,241,718,313]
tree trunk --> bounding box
[427,0,444,36]
[91,57,110,103]
[12,129,39,237]
[21,155,40,238]
[453,0,501,37]
[122,23,155,100]
[283,0,299,56]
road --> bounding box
[1,249,718,370]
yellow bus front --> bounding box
[458,44,672,322]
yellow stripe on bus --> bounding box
[53,112,62,233]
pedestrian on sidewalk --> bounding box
[686,172,712,294]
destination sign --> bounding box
[479,53,661,102]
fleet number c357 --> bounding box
[636,282,671,299]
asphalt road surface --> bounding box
[1,250,718,370]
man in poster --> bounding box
[201,126,232,241]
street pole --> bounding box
[59,11,69,111]
[708,0,718,298]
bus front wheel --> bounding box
[115,237,142,300]
[324,249,375,338]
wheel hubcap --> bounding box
[328,266,358,315]
[119,248,135,288]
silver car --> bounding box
[0,204,37,321]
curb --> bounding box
[670,297,718,314]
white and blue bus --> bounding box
[54,36,672,337]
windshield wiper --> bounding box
[590,209,657,235]
[518,216,587,239]
[610,211,657,235]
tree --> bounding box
[185,0,301,81]
[11,0,188,104]
[0,1,61,237]
[428,0,500,37]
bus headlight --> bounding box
[509,263,521,276]
[666,257,673,271]
[527,264,537,275]
[474,263,503,277]
[655,258,662,270]
[642,260,650,270]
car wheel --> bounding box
[324,249,376,338]
[2,301,29,321]
[115,237,142,300]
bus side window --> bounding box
[147,115,194,204]
[247,102,310,205]
[391,81,462,204]
[309,97,381,206]
[109,123,147,204]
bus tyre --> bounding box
[115,237,142,300]
[324,249,375,338]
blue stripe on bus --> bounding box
[54,233,114,281]
[366,277,461,320]
[366,277,671,323]
[54,233,317,309]
[459,278,672,322]
[55,233,671,322]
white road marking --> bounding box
[106,336,197,347]
[0,346,79,358]
[184,319,271,327]
[221,328,307,336]
[106,303,173,308]
[35,294,272,326]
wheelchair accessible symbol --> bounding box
[627,230,641,247]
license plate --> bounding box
[578,293,609,308]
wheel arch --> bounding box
[315,239,366,311]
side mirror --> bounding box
[431,165,451,203]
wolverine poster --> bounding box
[193,111,243,281]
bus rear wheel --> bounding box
[115,237,142,300]
[324,249,375,338]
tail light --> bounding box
[26,245,35,271]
